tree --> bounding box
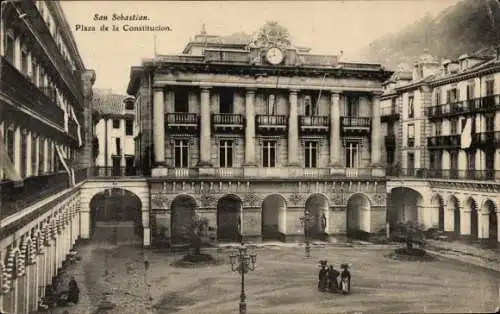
[252,21,292,49]
[189,215,210,256]
[395,221,426,250]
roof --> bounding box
[183,32,252,53]
[92,89,133,116]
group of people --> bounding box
[317,260,351,294]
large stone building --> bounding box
[381,48,500,243]
[0,1,95,312]
[127,25,393,245]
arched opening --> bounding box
[447,195,461,237]
[261,194,286,241]
[346,193,371,236]
[466,197,478,241]
[388,187,423,229]
[431,194,445,231]
[170,195,197,244]
[305,194,329,240]
[217,195,242,242]
[89,188,142,244]
[483,200,498,242]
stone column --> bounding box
[244,89,256,166]
[460,209,471,236]
[497,212,500,243]
[199,87,212,167]
[34,135,39,176]
[26,131,32,177]
[153,87,165,170]
[371,94,382,165]
[330,92,341,169]
[288,89,299,166]
[478,212,489,239]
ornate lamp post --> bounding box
[229,242,257,314]
[300,210,312,258]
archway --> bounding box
[447,195,461,237]
[89,188,142,243]
[170,195,197,244]
[261,194,286,241]
[482,199,498,242]
[466,197,478,240]
[305,194,329,240]
[217,195,242,242]
[346,193,371,235]
[388,187,423,228]
[431,194,445,230]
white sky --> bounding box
[60,0,461,94]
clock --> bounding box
[266,47,284,65]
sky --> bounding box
[60,0,461,94]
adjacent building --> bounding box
[0,1,94,313]
[381,48,500,243]
[92,89,137,176]
[127,25,393,245]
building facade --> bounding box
[127,26,393,245]
[0,1,95,313]
[381,49,500,243]
[92,89,137,176]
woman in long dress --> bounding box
[340,264,351,294]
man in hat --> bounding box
[340,264,351,294]
[327,265,340,292]
[318,260,328,291]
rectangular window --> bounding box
[486,80,494,96]
[344,142,358,168]
[435,122,442,136]
[267,94,276,115]
[125,119,133,136]
[391,98,397,111]
[125,101,134,110]
[345,95,359,117]
[304,141,318,168]
[408,124,415,138]
[304,95,318,116]
[21,50,29,75]
[174,139,189,168]
[486,114,495,131]
[6,128,14,163]
[20,132,27,178]
[115,138,121,155]
[467,151,475,170]
[450,118,458,134]
[434,90,441,106]
[47,141,52,172]
[466,84,475,100]
[174,90,189,112]
[112,119,120,128]
[5,35,14,63]
[31,59,37,85]
[219,140,233,168]
[408,95,414,118]
[38,138,44,173]
[262,140,277,168]
[31,136,37,176]
[219,90,234,113]
[448,88,458,103]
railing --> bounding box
[384,135,396,147]
[0,57,65,128]
[212,113,244,125]
[215,168,244,177]
[68,119,79,140]
[92,167,142,177]
[0,172,70,217]
[167,168,199,177]
[166,113,199,125]
[426,94,500,118]
[387,167,498,181]
[299,116,329,127]
[74,168,88,184]
[471,131,500,148]
[256,115,288,126]
[345,168,372,178]
[380,106,399,116]
[341,117,371,128]
[204,50,250,63]
[298,54,338,66]
[426,134,460,148]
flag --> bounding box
[70,107,83,147]
[56,145,75,186]
[460,117,472,149]
[0,130,22,183]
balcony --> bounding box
[256,115,288,134]
[426,94,500,120]
[299,115,329,134]
[167,168,199,178]
[215,168,244,177]
[427,135,460,149]
[384,135,396,148]
[341,116,371,135]
[0,57,65,128]
[166,113,199,133]
[387,168,498,181]
[92,167,141,177]
[68,119,79,141]
[0,172,70,218]
[212,113,244,133]
[380,106,399,123]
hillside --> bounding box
[359,0,500,69]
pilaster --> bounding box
[152,87,167,176]
[288,89,299,166]
[371,93,382,166]
[329,91,342,174]
[460,209,471,235]
[199,86,212,167]
[244,88,256,166]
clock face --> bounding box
[266,47,284,65]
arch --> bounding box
[430,193,445,231]
[447,195,461,237]
[170,194,198,244]
[89,188,143,243]
[466,197,479,240]
[388,187,423,228]
[261,194,287,241]
[217,194,242,242]
[481,199,497,242]
[305,194,329,240]
[346,193,371,236]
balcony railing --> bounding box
[384,135,396,148]
[471,131,500,148]
[215,168,244,177]
[0,57,65,128]
[299,115,329,133]
[91,167,142,177]
[380,106,400,122]
[256,115,288,133]
[167,168,199,177]
[166,113,199,129]
[0,172,70,218]
[426,134,460,149]
[426,94,500,119]
[341,117,371,133]
[212,113,244,131]
[387,167,498,181]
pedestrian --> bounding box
[318,260,328,291]
[327,265,340,292]
[340,264,351,294]
[68,276,80,304]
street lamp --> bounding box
[300,210,312,258]
[228,242,257,314]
